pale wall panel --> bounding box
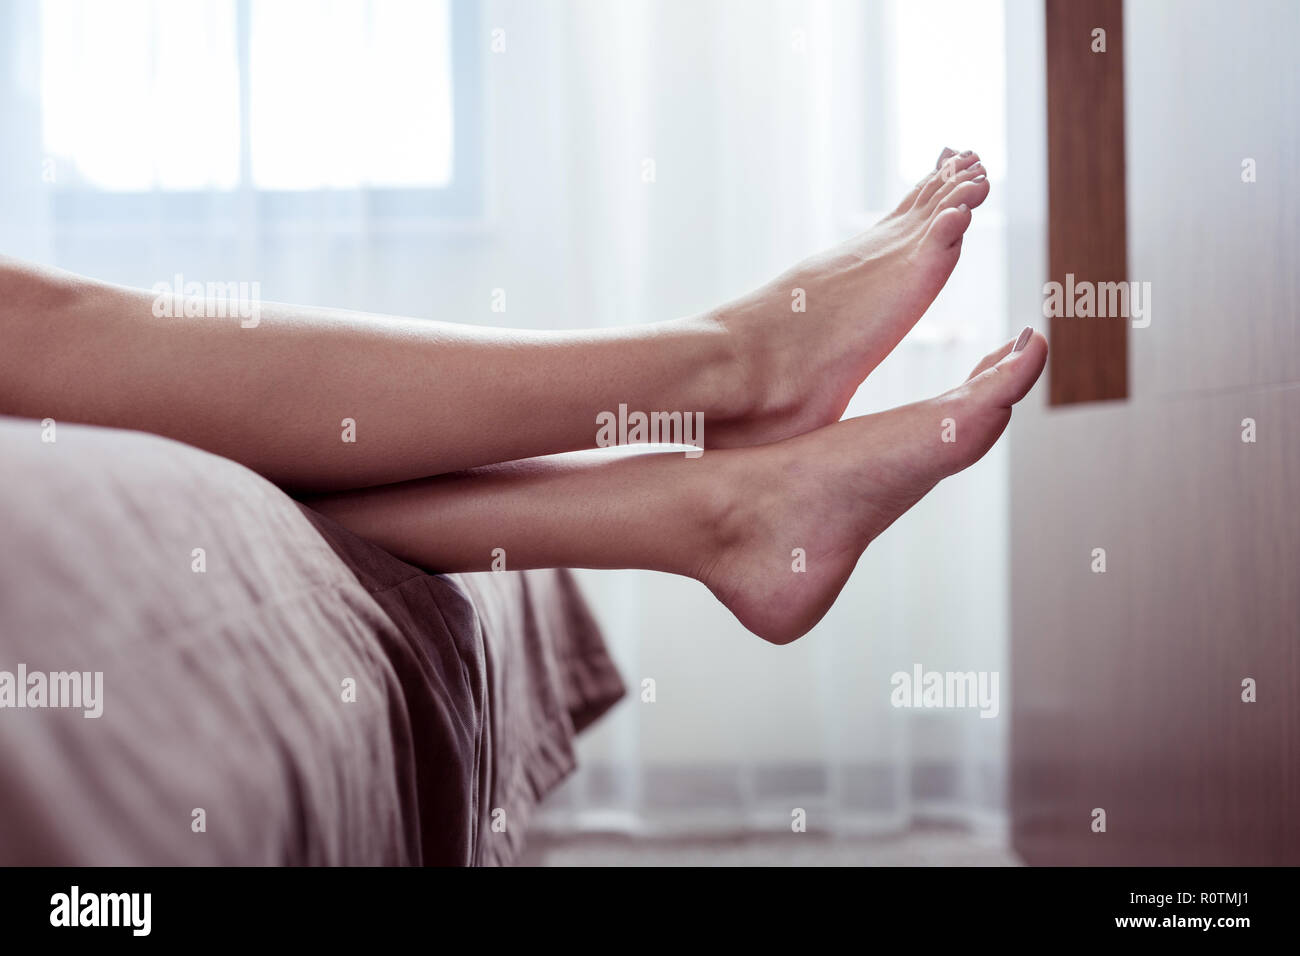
[1125,0,1300,396]
[1013,385,1300,864]
[1009,0,1300,865]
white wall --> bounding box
[1008,0,1300,863]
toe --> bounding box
[900,150,981,214]
[922,203,973,250]
[938,150,982,182]
[966,333,1020,379]
[938,159,986,189]
[917,151,982,206]
[925,329,1048,476]
[931,165,990,211]
[961,328,1048,410]
[937,177,991,213]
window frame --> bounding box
[44,0,485,231]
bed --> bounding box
[0,415,624,865]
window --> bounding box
[891,0,1005,191]
[853,0,1006,349]
[39,0,483,223]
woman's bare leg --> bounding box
[0,149,990,492]
[308,328,1046,643]
[0,256,735,491]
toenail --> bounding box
[959,150,973,157]
[972,174,987,183]
[958,203,969,213]
[1013,326,1033,352]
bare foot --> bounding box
[708,147,991,448]
[699,327,1044,644]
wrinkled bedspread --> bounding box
[0,416,623,865]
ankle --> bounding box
[689,303,808,448]
[668,311,758,447]
[679,447,755,583]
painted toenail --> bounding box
[1013,327,1033,352]
[972,174,987,183]
[958,203,969,213]
[960,150,973,157]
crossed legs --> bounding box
[1,149,1046,642]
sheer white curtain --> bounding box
[528,0,1013,837]
[0,0,1010,837]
